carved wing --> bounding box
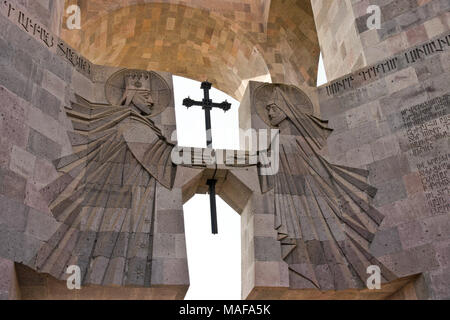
[33,96,176,286]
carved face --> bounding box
[266,103,286,126]
[128,90,155,115]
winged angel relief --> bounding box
[34,70,176,286]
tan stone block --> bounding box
[424,16,447,39]
[406,24,429,47]
[403,172,424,196]
[386,32,409,56]
[254,261,289,287]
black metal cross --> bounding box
[183,81,231,234]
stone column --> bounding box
[0,258,21,300]
[150,183,189,298]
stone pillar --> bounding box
[0,258,21,300]
[242,190,290,300]
[227,167,289,299]
[150,184,189,297]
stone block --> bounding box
[12,48,35,80]
[125,257,148,286]
[42,70,66,101]
[155,210,185,234]
[9,145,36,179]
[151,258,189,286]
[25,208,60,242]
[368,154,411,185]
[385,67,419,95]
[0,258,20,300]
[346,144,374,167]
[156,185,182,211]
[253,214,277,238]
[373,178,408,207]
[153,233,176,259]
[0,168,27,202]
[254,261,289,288]
[0,63,32,102]
[31,85,62,120]
[254,237,282,262]
[424,15,447,38]
[0,86,29,149]
[24,181,51,214]
[27,128,62,161]
[414,54,444,82]
[378,244,439,277]
[398,221,428,250]
[0,194,29,232]
[327,130,358,155]
[370,134,401,162]
[32,157,59,188]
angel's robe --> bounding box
[34,96,176,286]
[258,92,397,290]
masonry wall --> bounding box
[318,30,450,299]
[0,2,92,269]
[311,0,367,81]
[0,1,188,299]
[312,0,450,81]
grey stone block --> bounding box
[370,227,403,257]
[373,178,408,207]
[156,210,184,234]
[0,168,27,202]
[12,49,34,80]
[414,54,444,82]
[31,86,62,120]
[380,244,440,277]
[377,19,401,41]
[0,36,14,67]
[5,22,50,64]
[0,194,29,232]
[27,128,62,161]
[0,64,30,102]
[92,231,119,258]
[254,237,282,262]
[368,154,410,185]
[125,257,148,286]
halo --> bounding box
[105,69,172,117]
[253,83,314,128]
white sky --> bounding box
[173,54,327,300]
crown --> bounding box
[124,71,151,91]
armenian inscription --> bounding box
[325,33,450,96]
[1,1,92,76]
[401,94,449,215]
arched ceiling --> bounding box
[61,0,320,100]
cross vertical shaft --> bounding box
[183,81,232,234]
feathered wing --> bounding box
[258,107,397,290]
[33,96,176,286]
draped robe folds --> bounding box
[33,95,176,287]
[258,89,397,290]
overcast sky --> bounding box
[174,54,327,300]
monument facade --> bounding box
[0,0,448,300]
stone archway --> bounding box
[59,0,321,100]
